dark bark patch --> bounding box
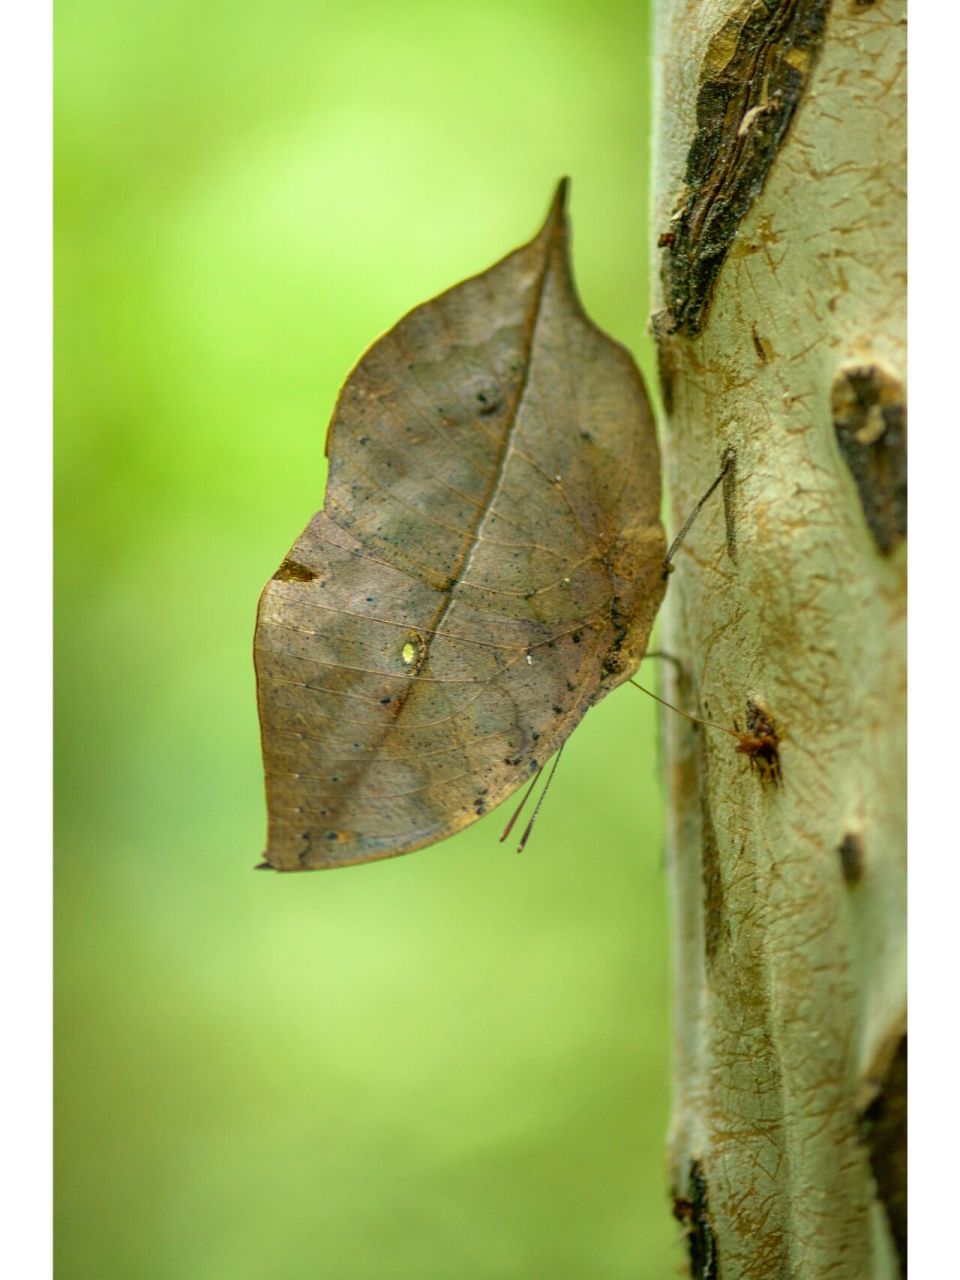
[659,0,831,336]
[837,831,864,885]
[721,444,738,564]
[701,778,725,967]
[650,308,677,415]
[673,1160,720,1280]
[860,1033,907,1276]
[751,324,774,365]
[832,363,907,554]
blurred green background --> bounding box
[55,2,673,1276]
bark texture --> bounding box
[650,3,906,1278]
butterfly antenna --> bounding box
[516,744,566,854]
[641,649,684,676]
[500,765,544,844]
[662,450,735,577]
[629,679,740,741]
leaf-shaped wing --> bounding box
[255,182,665,869]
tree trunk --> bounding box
[649,3,906,1278]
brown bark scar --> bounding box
[700,749,726,967]
[837,831,864,885]
[831,362,907,554]
[650,308,678,415]
[658,0,832,336]
[673,1159,721,1279]
[721,444,738,564]
[859,1031,907,1276]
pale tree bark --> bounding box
[649,3,906,1278]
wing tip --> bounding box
[544,177,570,235]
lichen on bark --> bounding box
[651,2,906,1276]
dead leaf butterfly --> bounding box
[255,180,666,869]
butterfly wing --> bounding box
[255,182,664,869]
